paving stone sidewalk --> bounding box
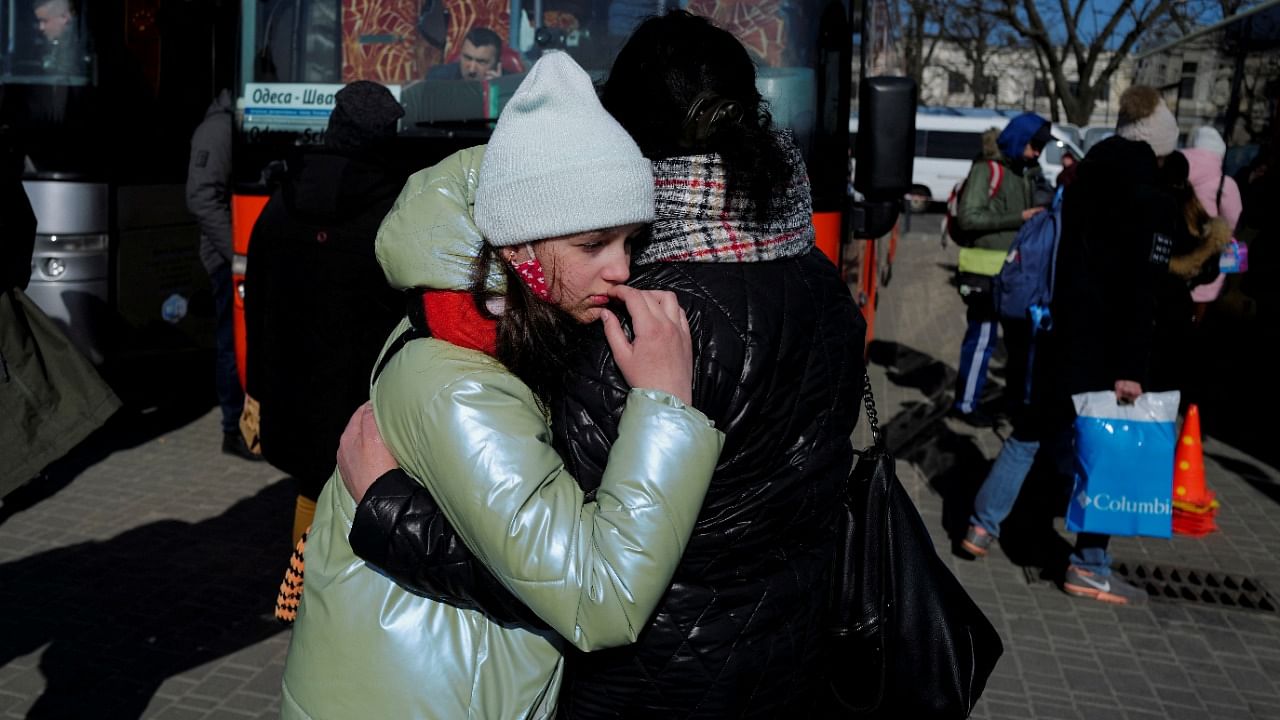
[0,212,1277,719]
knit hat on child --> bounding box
[475,51,655,247]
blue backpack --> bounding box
[993,186,1064,329]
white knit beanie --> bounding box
[1115,86,1179,158]
[1189,125,1227,157]
[475,51,654,247]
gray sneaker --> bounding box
[961,525,995,557]
[1063,566,1150,606]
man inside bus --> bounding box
[33,0,86,75]
[427,27,503,81]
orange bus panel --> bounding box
[231,193,270,390]
[812,210,841,266]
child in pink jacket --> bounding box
[1184,126,1242,304]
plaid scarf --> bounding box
[636,135,815,265]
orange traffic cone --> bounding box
[1174,405,1207,505]
[1172,404,1220,536]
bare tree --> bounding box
[935,0,1008,107]
[995,0,1181,125]
[900,0,942,94]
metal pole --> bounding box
[1223,18,1250,144]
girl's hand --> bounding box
[600,286,694,406]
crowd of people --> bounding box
[4,2,1275,716]
[205,9,1275,716]
[953,87,1258,605]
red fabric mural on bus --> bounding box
[687,0,786,67]
[342,0,510,84]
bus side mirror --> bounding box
[851,76,916,239]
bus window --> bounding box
[1,0,93,82]
[0,0,192,182]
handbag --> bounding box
[825,372,1003,718]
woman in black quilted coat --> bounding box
[342,12,867,717]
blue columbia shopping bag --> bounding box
[1066,391,1180,539]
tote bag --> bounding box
[1065,390,1179,538]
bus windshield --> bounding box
[237,0,827,153]
[0,0,195,181]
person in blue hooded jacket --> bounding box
[951,112,1053,426]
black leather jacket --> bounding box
[352,248,866,717]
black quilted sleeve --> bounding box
[348,468,548,629]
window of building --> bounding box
[948,71,966,95]
[1034,78,1049,98]
[1179,61,1198,100]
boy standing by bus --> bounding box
[951,112,1052,425]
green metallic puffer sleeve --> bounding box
[374,145,505,293]
[955,160,1023,234]
[373,342,724,652]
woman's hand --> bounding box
[600,286,694,406]
[337,402,400,504]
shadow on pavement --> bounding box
[869,339,1074,573]
[0,479,292,718]
[1206,452,1280,506]
[1,353,218,529]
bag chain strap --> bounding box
[862,371,882,448]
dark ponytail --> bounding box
[600,10,794,222]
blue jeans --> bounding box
[969,435,1040,537]
[1070,533,1113,576]
[969,425,1112,575]
[209,263,244,434]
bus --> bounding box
[1,0,236,379]
[231,0,912,376]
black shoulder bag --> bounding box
[824,372,1003,718]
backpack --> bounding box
[992,185,1064,326]
[942,159,1003,247]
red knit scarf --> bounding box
[422,290,497,356]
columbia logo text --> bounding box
[1076,492,1171,516]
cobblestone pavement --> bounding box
[2,213,1278,719]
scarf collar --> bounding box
[636,133,815,264]
[422,290,497,356]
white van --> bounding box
[850,109,1085,210]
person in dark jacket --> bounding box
[186,89,258,461]
[336,11,866,717]
[1011,86,1189,605]
[243,81,407,544]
